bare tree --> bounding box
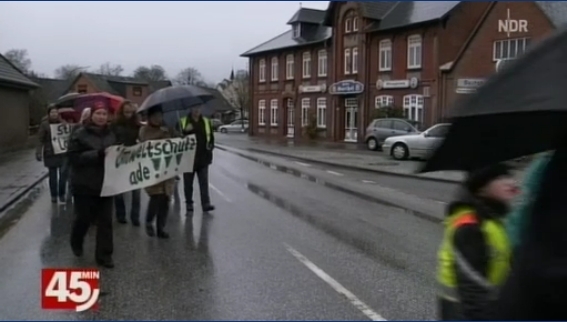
[4,49,32,73]
[175,67,203,85]
[54,64,88,80]
[96,62,124,76]
[133,65,168,82]
[218,69,250,130]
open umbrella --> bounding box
[420,26,567,173]
[137,85,216,126]
[54,92,81,107]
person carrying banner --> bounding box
[179,106,215,214]
[111,100,141,226]
[139,106,177,239]
[68,102,117,268]
[36,105,67,204]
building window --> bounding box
[133,86,142,97]
[493,38,531,61]
[375,95,394,108]
[259,59,266,82]
[407,35,422,69]
[344,48,351,75]
[353,17,359,31]
[271,57,279,81]
[403,94,424,122]
[270,99,278,126]
[345,18,352,33]
[258,100,266,126]
[316,98,326,128]
[302,52,311,78]
[317,50,327,77]
[301,98,310,126]
[352,47,359,74]
[379,39,392,71]
[293,24,301,38]
[77,84,87,94]
[286,54,294,80]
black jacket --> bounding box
[440,188,509,321]
[111,120,140,146]
[182,116,214,170]
[68,124,116,196]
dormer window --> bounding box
[293,23,301,39]
[353,17,359,31]
[345,18,352,33]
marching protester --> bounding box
[139,105,176,239]
[437,164,518,320]
[111,100,141,226]
[36,105,68,204]
[68,102,116,268]
[179,106,215,214]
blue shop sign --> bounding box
[329,80,364,95]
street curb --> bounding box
[0,172,48,232]
[216,145,443,223]
[217,144,462,184]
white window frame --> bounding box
[493,38,530,61]
[301,98,310,127]
[345,18,352,33]
[293,24,301,38]
[302,52,311,79]
[271,57,279,81]
[353,17,359,31]
[270,99,278,126]
[379,39,392,71]
[352,47,359,74]
[407,34,422,69]
[403,94,424,122]
[344,48,351,75]
[286,54,294,80]
[259,59,266,83]
[258,100,266,126]
[375,95,394,108]
[317,50,327,77]
[316,97,326,129]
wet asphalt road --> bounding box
[0,149,441,320]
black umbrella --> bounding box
[420,26,567,173]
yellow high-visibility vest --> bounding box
[437,207,511,302]
[180,116,212,144]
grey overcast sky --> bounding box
[0,1,329,83]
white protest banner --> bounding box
[100,135,196,197]
[50,123,72,154]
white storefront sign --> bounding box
[100,135,197,196]
[298,84,326,93]
[377,77,419,90]
[50,123,72,154]
[455,78,486,94]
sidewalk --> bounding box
[215,134,466,183]
[0,148,47,214]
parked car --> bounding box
[219,120,249,133]
[364,118,419,151]
[382,123,451,160]
[211,119,223,132]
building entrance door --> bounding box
[344,98,358,142]
[287,99,294,138]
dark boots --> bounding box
[146,194,170,239]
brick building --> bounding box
[242,1,567,144]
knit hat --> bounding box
[465,163,513,194]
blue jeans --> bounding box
[48,167,68,199]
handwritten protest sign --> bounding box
[50,124,72,154]
[100,135,196,196]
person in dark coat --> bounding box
[68,102,116,268]
[111,100,141,226]
[36,105,67,203]
[437,164,518,320]
[180,106,215,214]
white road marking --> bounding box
[326,170,344,177]
[209,184,232,203]
[362,180,376,184]
[294,161,311,167]
[284,243,386,321]
[269,164,278,170]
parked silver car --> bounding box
[219,120,249,133]
[382,123,451,160]
[364,118,419,151]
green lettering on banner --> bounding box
[175,153,183,165]
[164,155,172,168]
[152,158,161,171]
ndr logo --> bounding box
[498,8,528,37]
